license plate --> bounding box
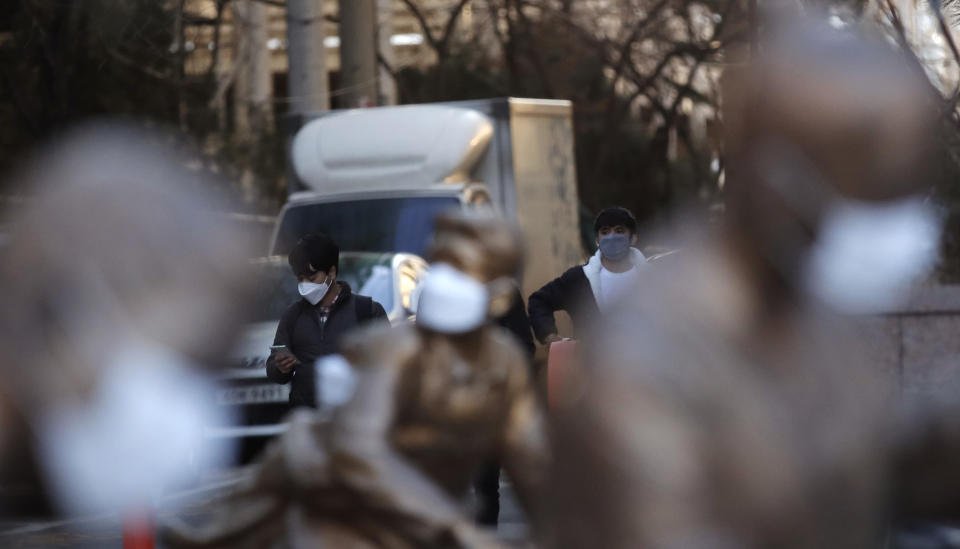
[217,384,290,405]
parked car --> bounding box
[209,251,428,463]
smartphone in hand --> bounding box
[270,344,293,358]
[270,344,297,373]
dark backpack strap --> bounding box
[353,295,376,323]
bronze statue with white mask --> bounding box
[0,125,255,519]
[546,20,960,549]
[162,211,548,549]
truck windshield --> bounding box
[251,254,395,322]
[272,196,460,256]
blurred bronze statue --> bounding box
[548,21,956,549]
[0,124,254,517]
[163,211,548,549]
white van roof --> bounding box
[291,105,494,192]
[285,182,467,205]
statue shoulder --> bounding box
[487,326,528,362]
[341,323,422,370]
[484,326,534,389]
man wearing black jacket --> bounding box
[528,207,647,344]
[266,233,388,408]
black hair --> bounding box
[594,207,638,234]
[288,233,339,277]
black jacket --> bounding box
[497,286,537,360]
[266,282,387,407]
[527,265,599,344]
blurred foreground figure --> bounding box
[0,125,253,516]
[163,211,547,549]
[549,23,953,549]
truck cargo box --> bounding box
[284,98,584,312]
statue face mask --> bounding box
[803,196,941,314]
[754,140,942,314]
[34,341,231,514]
[414,263,489,334]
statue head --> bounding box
[721,21,940,313]
[416,210,523,333]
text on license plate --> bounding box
[217,384,290,405]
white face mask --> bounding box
[298,278,330,306]
[753,141,942,314]
[803,196,941,314]
[314,354,357,416]
[35,342,233,514]
[414,263,489,333]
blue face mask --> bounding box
[598,233,631,260]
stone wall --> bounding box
[857,285,960,405]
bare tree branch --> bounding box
[100,41,173,81]
[931,0,960,109]
[883,0,957,115]
[399,0,440,51]
[209,63,242,109]
[174,0,189,130]
[513,0,556,96]
[183,13,220,26]
[204,0,228,82]
[377,51,397,80]
[438,0,473,54]
[399,0,471,59]
[484,0,520,88]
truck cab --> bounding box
[270,184,492,258]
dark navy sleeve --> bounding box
[497,287,536,360]
[370,299,389,325]
[266,303,298,384]
[528,268,578,344]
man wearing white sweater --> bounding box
[528,207,647,345]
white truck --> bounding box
[218,98,584,460]
[275,97,584,304]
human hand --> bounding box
[543,333,563,346]
[273,352,299,373]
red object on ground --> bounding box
[123,513,155,549]
[547,340,577,409]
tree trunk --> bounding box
[248,0,272,136]
[286,0,329,115]
[378,0,397,105]
[174,0,188,131]
[233,0,273,138]
[233,0,273,202]
[338,0,379,107]
[232,0,252,141]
